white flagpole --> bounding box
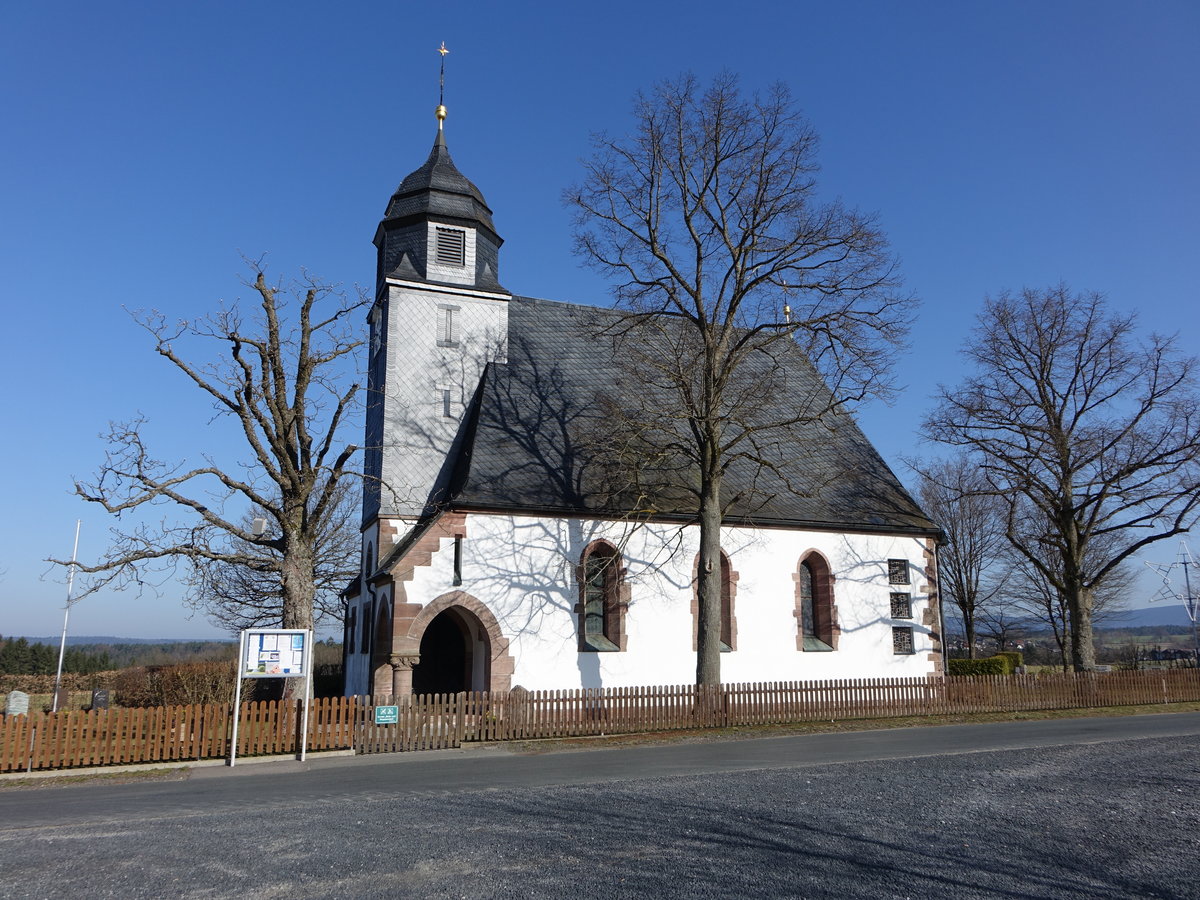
[52,520,81,713]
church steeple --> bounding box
[373,44,504,293]
[363,44,510,527]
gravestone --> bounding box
[54,687,70,711]
[91,690,110,710]
[5,691,29,716]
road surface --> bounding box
[2,713,1198,898]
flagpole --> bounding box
[52,520,81,713]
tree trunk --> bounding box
[696,474,723,686]
[964,610,977,659]
[1068,584,1096,672]
[280,537,317,700]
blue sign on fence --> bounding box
[374,705,399,725]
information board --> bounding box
[374,705,399,725]
[230,628,314,767]
[241,628,309,678]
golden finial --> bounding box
[435,42,449,129]
[783,303,792,325]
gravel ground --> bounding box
[2,734,1197,899]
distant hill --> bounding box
[1101,605,1194,629]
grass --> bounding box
[8,692,96,713]
[0,767,189,791]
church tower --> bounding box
[362,76,510,569]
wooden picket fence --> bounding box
[353,668,1200,752]
[0,696,357,774]
[3,669,1199,772]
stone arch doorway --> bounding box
[412,607,483,695]
[401,591,515,695]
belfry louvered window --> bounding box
[435,227,466,266]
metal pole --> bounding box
[300,629,313,762]
[229,631,247,767]
[52,520,81,713]
[1182,554,1198,668]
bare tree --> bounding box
[184,480,360,632]
[924,286,1200,671]
[53,264,367,691]
[918,455,1007,658]
[1005,524,1134,670]
[567,73,916,685]
[975,601,1033,655]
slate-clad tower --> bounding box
[362,114,510,578]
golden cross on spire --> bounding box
[436,42,449,129]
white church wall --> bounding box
[398,512,938,691]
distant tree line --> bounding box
[0,637,345,678]
[0,637,253,676]
[0,637,113,676]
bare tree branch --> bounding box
[51,262,369,689]
[567,72,917,684]
[916,454,1008,659]
[923,285,1200,670]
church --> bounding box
[342,105,944,697]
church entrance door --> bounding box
[412,606,489,695]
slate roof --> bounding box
[383,131,499,237]
[447,296,939,537]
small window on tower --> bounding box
[441,388,453,418]
[437,305,459,347]
[435,227,466,266]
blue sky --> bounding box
[1,1,1196,639]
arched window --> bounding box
[796,552,837,651]
[578,541,627,652]
[692,550,738,651]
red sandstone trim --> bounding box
[690,550,739,651]
[923,537,943,674]
[574,540,630,652]
[793,549,840,651]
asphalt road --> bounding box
[2,713,1199,899]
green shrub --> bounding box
[947,656,1008,676]
[996,651,1024,672]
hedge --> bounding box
[947,656,1009,676]
[996,651,1024,671]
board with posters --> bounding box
[241,628,309,679]
[230,627,314,766]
